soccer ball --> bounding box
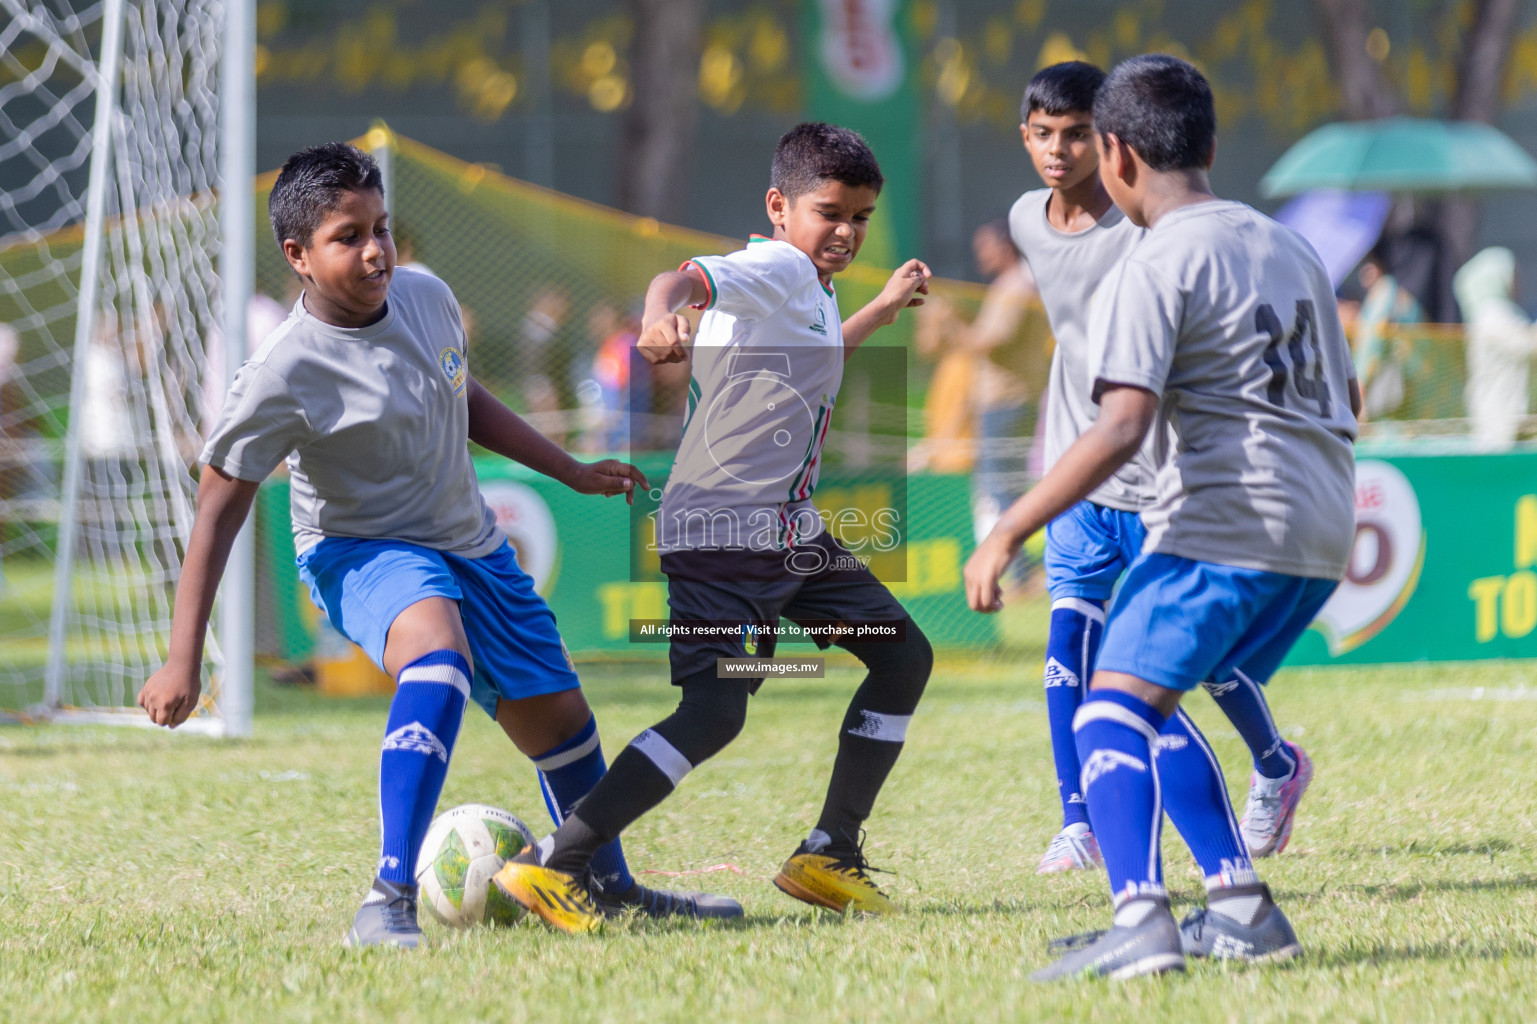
[414,804,537,928]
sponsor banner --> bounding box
[801,0,921,267]
[257,459,993,660]
[257,450,1537,667]
[1288,450,1537,665]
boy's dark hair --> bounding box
[770,122,884,203]
[268,142,384,248]
[1021,61,1106,121]
[1092,55,1216,172]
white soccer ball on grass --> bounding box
[414,803,538,928]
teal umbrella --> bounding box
[1260,117,1537,198]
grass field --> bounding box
[2,654,1536,1023]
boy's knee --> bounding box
[845,617,932,706]
[860,619,932,678]
[656,675,750,765]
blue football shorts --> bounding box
[1044,499,1148,602]
[296,537,580,718]
[1094,552,1338,692]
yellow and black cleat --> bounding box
[492,853,603,934]
[773,850,898,915]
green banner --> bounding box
[800,0,922,267]
[1287,450,1537,665]
[257,460,993,661]
[259,450,1537,668]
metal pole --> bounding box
[217,0,255,738]
[43,0,126,710]
[369,121,393,222]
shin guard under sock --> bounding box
[1044,598,1104,828]
[813,622,932,852]
[1156,710,1260,889]
[1072,690,1167,905]
[377,650,470,885]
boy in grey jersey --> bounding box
[967,56,1360,979]
[139,143,738,947]
[1007,62,1314,876]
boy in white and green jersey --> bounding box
[494,123,937,932]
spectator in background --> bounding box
[576,301,647,454]
[1354,246,1424,420]
[1455,247,1537,451]
[519,286,572,443]
[915,220,1041,542]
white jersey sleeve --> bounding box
[201,359,313,482]
[684,240,806,322]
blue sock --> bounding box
[1043,598,1104,829]
[1203,669,1295,779]
[1073,690,1167,905]
[377,650,470,885]
[531,715,635,893]
[1155,710,1260,890]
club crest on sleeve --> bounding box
[439,346,467,396]
[383,721,449,762]
[809,306,828,335]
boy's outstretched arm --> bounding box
[139,466,259,727]
[466,376,648,503]
[637,269,710,365]
[842,259,932,356]
[964,385,1157,612]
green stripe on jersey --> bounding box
[787,406,827,501]
[693,261,720,310]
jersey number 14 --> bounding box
[1256,300,1331,417]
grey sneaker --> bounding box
[591,877,744,920]
[344,878,422,949]
[1032,898,1186,981]
[1180,887,1303,963]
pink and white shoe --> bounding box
[1240,742,1313,857]
[1037,822,1105,874]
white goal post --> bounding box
[0,0,254,735]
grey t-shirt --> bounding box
[201,266,503,559]
[1087,200,1358,579]
[1009,188,1158,512]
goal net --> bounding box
[0,0,241,732]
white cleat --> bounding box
[1241,742,1313,858]
[1037,822,1105,875]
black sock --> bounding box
[541,674,751,875]
[541,813,609,876]
[812,619,932,853]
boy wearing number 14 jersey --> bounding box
[967,55,1360,978]
[1009,62,1316,875]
